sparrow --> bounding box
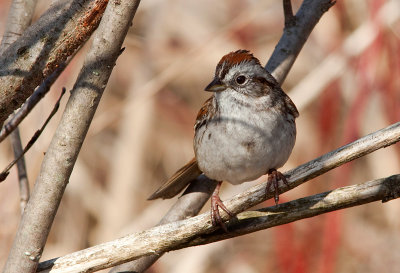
[149,50,298,231]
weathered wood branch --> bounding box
[266,0,336,83]
[0,0,108,126]
[172,174,400,248]
[109,175,218,273]
[37,122,400,273]
[0,0,38,213]
[2,0,140,272]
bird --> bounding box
[149,50,299,231]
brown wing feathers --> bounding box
[148,158,202,200]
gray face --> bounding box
[217,59,274,97]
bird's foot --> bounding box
[211,181,234,232]
[266,169,289,205]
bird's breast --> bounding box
[194,94,296,184]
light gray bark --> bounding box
[37,122,400,273]
[2,0,141,272]
[0,0,107,126]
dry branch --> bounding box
[266,0,336,83]
[10,129,30,212]
[172,174,400,247]
[108,1,345,271]
[0,88,66,182]
[283,0,295,28]
[0,0,38,53]
[0,0,39,213]
[2,0,141,272]
[37,121,400,273]
[0,0,108,126]
[290,0,400,110]
[0,59,71,143]
[109,176,217,273]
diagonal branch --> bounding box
[0,88,66,182]
[37,121,400,273]
[109,175,218,273]
[2,1,141,272]
[283,0,296,28]
[171,174,400,248]
[0,0,39,213]
[266,0,336,84]
[0,0,38,54]
[10,129,30,212]
[0,56,72,143]
[0,0,109,126]
[109,1,333,271]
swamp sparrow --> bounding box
[149,50,299,231]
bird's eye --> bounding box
[235,75,246,85]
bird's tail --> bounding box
[148,158,202,200]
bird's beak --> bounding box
[205,78,226,92]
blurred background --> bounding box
[0,0,399,272]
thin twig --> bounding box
[266,0,336,84]
[0,88,66,182]
[0,0,39,213]
[0,59,71,143]
[2,1,142,272]
[283,0,296,28]
[289,0,400,110]
[10,129,30,212]
[37,121,400,273]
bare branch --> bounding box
[0,0,38,54]
[0,88,66,182]
[266,0,336,84]
[109,1,347,271]
[0,0,109,126]
[172,175,400,248]
[0,0,39,213]
[289,0,399,110]
[37,122,400,273]
[0,59,71,143]
[10,129,30,212]
[1,0,141,272]
[109,176,217,273]
[283,0,296,28]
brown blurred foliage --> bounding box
[0,0,399,272]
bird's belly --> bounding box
[194,115,295,185]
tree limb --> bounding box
[37,121,400,273]
[0,0,38,54]
[109,175,217,273]
[1,0,141,272]
[10,129,30,212]
[0,88,66,182]
[0,0,108,126]
[0,0,39,213]
[283,0,296,28]
[108,1,343,272]
[266,0,336,83]
[172,174,400,248]
[0,58,71,143]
